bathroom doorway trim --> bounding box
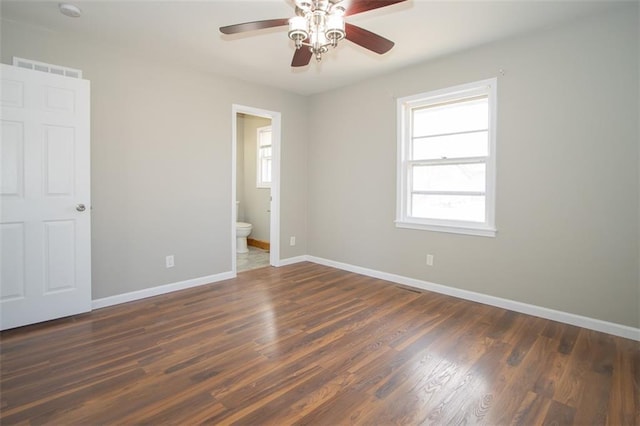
[231,104,281,274]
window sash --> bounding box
[406,159,488,220]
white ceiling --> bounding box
[0,0,620,95]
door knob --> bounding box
[76,204,86,212]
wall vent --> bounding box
[12,57,83,79]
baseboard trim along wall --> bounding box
[92,271,235,310]
[277,255,308,267]
[302,255,640,341]
[247,238,270,251]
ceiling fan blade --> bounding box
[343,0,407,16]
[345,23,394,54]
[291,45,313,67]
[220,18,289,35]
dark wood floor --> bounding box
[1,262,638,425]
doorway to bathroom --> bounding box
[231,105,281,273]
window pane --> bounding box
[412,131,488,160]
[261,158,272,183]
[259,130,272,147]
[412,163,485,192]
[413,98,488,137]
[261,146,272,158]
[411,194,485,222]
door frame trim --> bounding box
[231,104,281,273]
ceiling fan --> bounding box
[219,0,407,67]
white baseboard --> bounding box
[305,255,640,341]
[276,255,308,266]
[92,271,235,310]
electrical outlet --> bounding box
[166,255,175,268]
[426,254,434,266]
[290,236,296,246]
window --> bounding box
[396,79,497,237]
[256,125,272,188]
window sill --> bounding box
[395,220,497,237]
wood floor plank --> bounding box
[1,262,636,425]
[557,323,581,355]
[543,400,577,425]
[512,391,553,426]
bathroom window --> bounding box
[396,78,497,237]
[257,126,272,188]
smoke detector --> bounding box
[59,3,82,18]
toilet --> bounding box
[236,222,252,253]
[236,201,252,253]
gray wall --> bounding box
[241,115,272,242]
[307,4,639,327]
[0,19,309,299]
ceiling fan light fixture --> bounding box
[288,16,308,48]
[289,1,347,61]
[325,14,345,45]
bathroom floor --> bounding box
[237,246,270,272]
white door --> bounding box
[0,64,91,330]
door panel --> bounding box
[1,79,24,108]
[0,64,91,330]
[45,86,75,113]
[44,220,76,293]
[44,125,75,195]
[0,222,25,301]
[1,120,23,196]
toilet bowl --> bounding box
[236,222,252,253]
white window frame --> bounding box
[256,125,272,188]
[396,78,497,237]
